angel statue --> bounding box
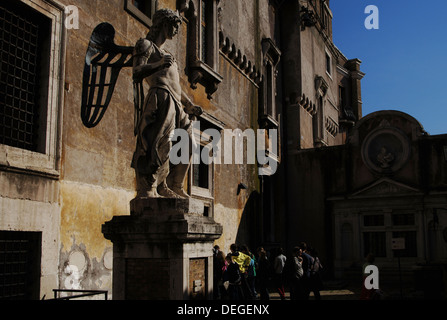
[81,8,202,199]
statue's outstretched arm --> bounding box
[181,91,203,117]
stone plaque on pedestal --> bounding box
[102,197,222,300]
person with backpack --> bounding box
[309,247,323,300]
[241,245,257,299]
[298,242,313,300]
[273,247,287,300]
[223,254,243,300]
[229,244,253,300]
[256,247,271,300]
[213,245,226,300]
[289,246,305,300]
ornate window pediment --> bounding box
[180,0,223,99]
[351,178,421,198]
[315,75,329,97]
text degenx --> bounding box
[221,305,269,315]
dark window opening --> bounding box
[125,0,156,27]
[193,148,210,190]
[0,231,42,300]
[203,205,210,217]
[132,0,153,18]
[339,86,346,108]
[392,214,415,226]
[363,232,386,257]
[200,0,210,64]
[0,2,51,153]
[325,53,331,75]
[364,215,385,227]
[392,231,417,257]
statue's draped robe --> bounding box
[132,39,192,194]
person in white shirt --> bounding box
[273,248,287,300]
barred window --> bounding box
[364,214,385,227]
[0,231,42,300]
[0,1,51,153]
[363,232,386,258]
[0,0,64,177]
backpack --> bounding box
[283,256,295,281]
[247,258,256,277]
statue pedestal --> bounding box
[102,197,222,300]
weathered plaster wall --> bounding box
[57,0,145,296]
[56,0,267,295]
[59,181,134,294]
[0,0,277,298]
[0,182,60,298]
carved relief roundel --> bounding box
[361,126,411,174]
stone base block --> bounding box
[102,197,222,300]
[130,197,205,216]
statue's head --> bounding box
[147,8,182,41]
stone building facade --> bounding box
[293,110,447,295]
[331,112,447,285]
[280,0,364,256]
[0,0,364,299]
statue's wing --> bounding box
[81,22,134,128]
[133,81,144,136]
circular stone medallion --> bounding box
[361,126,410,174]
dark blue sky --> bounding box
[331,0,447,135]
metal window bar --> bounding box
[51,289,108,300]
[0,4,41,151]
[0,239,29,300]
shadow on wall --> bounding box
[235,191,262,252]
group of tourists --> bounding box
[213,242,323,300]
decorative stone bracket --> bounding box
[315,75,329,97]
[189,60,223,99]
[219,31,262,86]
[298,93,317,116]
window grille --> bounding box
[363,232,386,257]
[392,231,417,257]
[0,231,42,300]
[364,214,385,227]
[0,3,48,152]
